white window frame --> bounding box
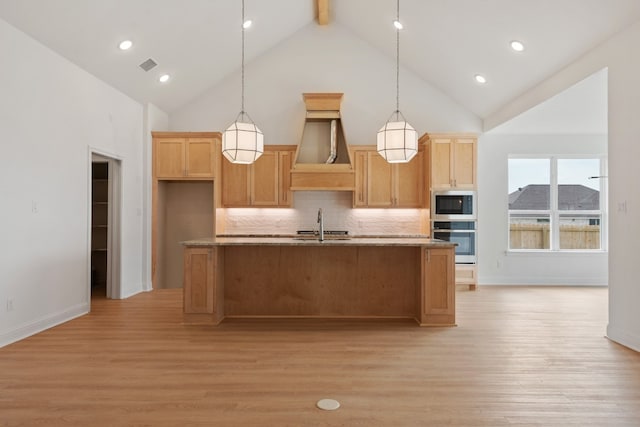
[508,155,607,253]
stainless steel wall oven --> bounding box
[432,220,476,263]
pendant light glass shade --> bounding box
[377,117,418,163]
[377,0,418,164]
[222,114,263,164]
[222,0,263,164]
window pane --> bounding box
[557,159,601,210]
[559,214,601,249]
[508,159,550,210]
[509,214,551,249]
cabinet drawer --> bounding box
[455,264,477,285]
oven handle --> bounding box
[433,229,476,233]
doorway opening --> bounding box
[90,152,122,300]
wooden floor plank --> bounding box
[1,286,639,426]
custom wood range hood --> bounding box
[290,93,355,191]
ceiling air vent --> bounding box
[139,58,157,72]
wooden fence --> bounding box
[510,224,600,249]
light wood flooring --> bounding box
[1,286,639,426]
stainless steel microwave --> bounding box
[432,190,476,220]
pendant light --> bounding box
[377,0,418,163]
[222,0,263,164]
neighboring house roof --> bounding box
[509,184,599,210]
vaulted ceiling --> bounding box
[1,0,639,120]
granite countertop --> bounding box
[182,235,455,248]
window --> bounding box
[508,156,606,251]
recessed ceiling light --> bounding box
[118,40,133,51]
[510,40,525,52]
[243,19,252,29]
[474,74,487,84]
[159,74,170,83]
[393,20,403,30]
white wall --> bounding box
[0,18,146,347]
[170,23,482,138]
[485,20,640,351]
[142,104,169,291]
[477,134,608,285]
[171,22,479,237]
[606,23,640,352]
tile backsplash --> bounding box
[220,191,426,236]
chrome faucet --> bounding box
[317,208,324,241]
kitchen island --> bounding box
[181,236,456,326]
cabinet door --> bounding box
[430,138,453,189]
[222,159,251,206]
[367,151,394,207]
[251,151,279,206]
[451,137,476,189]
[184,247,215,314]
[353,151,368,207]
[155,139,186,178]
[185,138,214,177]
[278,150,294,207]
[395,150,425,207]
[421,247,455,324]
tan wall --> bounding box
[159,181,214,289]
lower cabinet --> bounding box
[183,247,214,314]
[183,247,224,324]
[421,247,455,325]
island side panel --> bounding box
[355,246,419,317]
[224,245,360,316]
[224,245,284,315]
[420,247,456,326]
[223,245,418,318]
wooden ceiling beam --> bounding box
[317,0,329,25]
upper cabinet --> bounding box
[153,132,219,179]
[422,134,477,190]
[221,146,295,207]
[352,146,427,208]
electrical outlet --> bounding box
[31,200,38,214]
[618,201,627,214]
[6,299,14,312]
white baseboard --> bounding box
[120,287,147,299]
[0,302,89,348]
[607,324,640,352]
[479,276,607,286]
